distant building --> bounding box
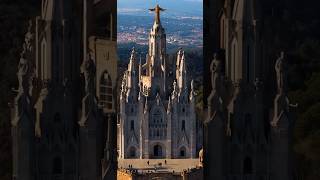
[118,5,201,159]
[10,0,117,180]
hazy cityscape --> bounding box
[117,14,203,48]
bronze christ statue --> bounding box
[149,4,166,24]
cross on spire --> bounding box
[149,4,165,24]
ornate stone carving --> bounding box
[120,73,127,98]
[82,51,96,94]
[210,53,222,92]
[189,80,196,102]
[12,20,35,126]
[271,51,298,127]
[171,80,178,100]
[17,20,35,96]
[275,51,287,94]
[207,53,223,114]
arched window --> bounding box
[181,120,185,131]
[53,157,62,174]
[153,145,162,158]
[129,147,136,158]
[130,120,134,131]
[100,71,113,109]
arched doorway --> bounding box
[153,145,163,158]
[180,147,186,158]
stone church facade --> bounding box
[118,5,199,159]
[204,0,296,180]
[10,0,118,180]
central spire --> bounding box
[149,4,165,24]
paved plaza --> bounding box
[118,159,200,173]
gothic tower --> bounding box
[33,0,80,178]
[144,4,167,97]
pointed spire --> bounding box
[138,90,143,101]
[180,51,186,73]
[190,80,195,102]
[171,80,178,101]
[144,97,149,114]
[176,48,183,68]
[128,47,136,73]
[191,79,194,92]
[120,73,127,100]
[156,93,161,105]
[127,47,138,91]
[177,50,187,91]
[138,53,142,78]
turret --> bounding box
[127,48,137,88]
[176,48,183,78]
[177,51,187,90]
[270,52,295,180]
[148,4,166,56]
[177,51,188,103]
[126,48,138,102]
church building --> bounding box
[118,5,198,159]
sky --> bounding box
[117,0,203,17]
